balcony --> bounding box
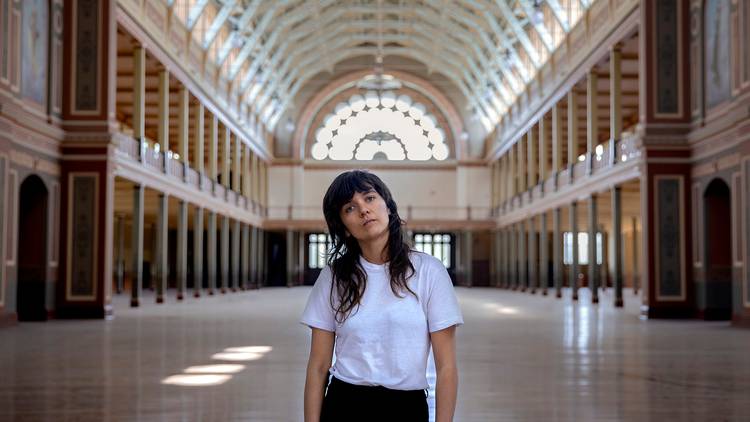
[113,133,261,216]
[499,134,642,217]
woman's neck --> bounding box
[359,233,389,265]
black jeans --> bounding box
[320,375,429,422]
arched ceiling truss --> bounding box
[172,0,594,132]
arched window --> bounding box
[311,92,450,161]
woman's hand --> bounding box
[303,328,335,422]
[431,325,458,422]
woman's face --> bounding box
[339,189,390,244]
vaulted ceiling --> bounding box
[169,0,595,157]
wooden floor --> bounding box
[0,286,748,421]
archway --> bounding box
[703,178,732,320]
[17,175,49,321]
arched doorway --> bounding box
[703,178,732,320]
[17,175,48,321]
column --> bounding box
[243,146,251,200]
[514,224,521,289]
[193,207,204,297]
[298,231,306,285]
[631,217,639,294]
[638,0,693,318]
[489,230,496,284]
[570,202,579,300]
[553,207,563,298]
[500,156,507,207]
[528,217,538,294]
[518,136,527,193]
[609,46,622,164]
[509,227,516,289]
[178,87,190,173]
[115,214,125,294]
[286,229,295,287]
[538,116,547,187]
[193,102,205,174]
[612,186,624,307]
[260,229,268,286]
[58,0,117,318]
[222,127,231,188]
[567,90,579,176]
[233,136,241,193]
[155,194,168,303]
[241,223,250,290]
[261,162,268,211]
[131,185,144,307]
[133,45,145,144]
[464,231,473,287]
[496,231,503,287]
[209,116,219,183]
[157,69,169,157]
[504,229,511,288]
[251,153,259,208]
[176,200,188,300]
[519,222,527,291]
[586,70,598,174]
[539,213,548,295]
[221,215,230,293]
[509,146,516,199]
[588,194,599,304]
[527,129,537,189]
[207,211,217,294]
[232,219,240,291]
[552,102,563,179]
[250,226,258,288]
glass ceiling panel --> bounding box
[189,0,596,133]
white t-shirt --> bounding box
[300,251,463,391]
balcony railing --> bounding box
[113,132,260,213]
[499,135,642,214]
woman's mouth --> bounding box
[363,219,376,226]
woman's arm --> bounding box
[304,328,335,422]
[431,325,458,422]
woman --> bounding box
[301,170,463,422]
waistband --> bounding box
[328,375,428,397]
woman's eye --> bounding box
[366,196,374,201]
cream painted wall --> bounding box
[269,165,489,217]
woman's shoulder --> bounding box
[408,251,445,272]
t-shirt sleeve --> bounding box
[300,266,337,332]
[425,258,464,333]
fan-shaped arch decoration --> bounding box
[311,92,449,161]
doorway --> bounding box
[16,175,49,321]
[703,178,732,320]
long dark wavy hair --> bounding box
[322,170,416,323]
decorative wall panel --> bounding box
[704,0,731,108]
[74,0,99,112]
[745,159,750,306]
[20,0,48,106]
[655,176,685,300]
[0,156,5,306]
[67,174,98,299]
[655,0,679,114]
